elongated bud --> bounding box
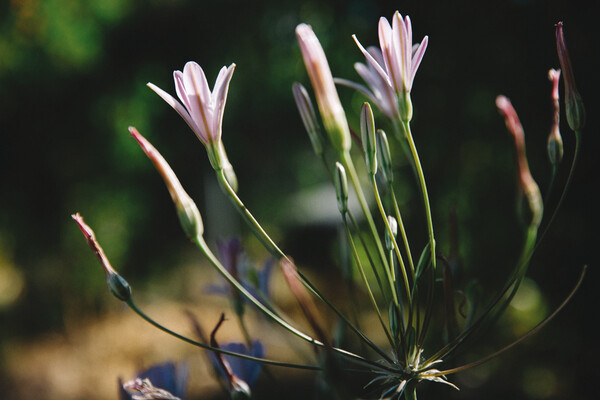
[293,82,323,155]
[547,69,564,166]
[376,129,393,184]
[296,23,351,152]
[72,213,132,301]
[334,162,349,215]
[496,96,543,227]
[556,22,585,131]
[129,127,204,239]
[280,258,328,345]
[360,102,377,176]
[385,215,398,251]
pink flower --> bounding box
[148,62,235,146]
[353,11,428,95]
[335,46,399,119]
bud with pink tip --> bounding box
[72,213,132,301]
[555,22,585,131]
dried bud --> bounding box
[556,22,585,131]
[547,69,564,165]
[293,82,323,155]
[210,314,252,399]
[296,23,351,152]
[72,213,131,301]
[334,162,349,215]
[360,102,377,176]
[376,129,393,184]
[129,127,204,239]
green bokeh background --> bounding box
[0,0,597,398]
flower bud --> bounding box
[334,162,349,215]
[547,69,564,166]
[556,22,585,131]
[360,102,377,176]
[293,82,323,156]
[296,23,351,152]
[376,129,393,184]
[129,127,204,239]
[385,215,398,251]
[496,96,543,227]
[72,213,132,302]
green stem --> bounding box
[216,169,285,259]
[401,120,436,272]
[390,190,416,275]
[536,130,582,249]
[340,150,392,292]
[194,235,390,372]
[371,175,411,304]
[343,217,395,350]
[126,298,319,370]
[348,211,388,302]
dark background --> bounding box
[0,0,597,399]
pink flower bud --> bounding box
[296,23,351,152]
[496,96,543,227]
[555,22,585,131]
[547,69,563,165]
[129,127,203,239]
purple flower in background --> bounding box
[148,62,235,146]
[211,341,265,389]
[119,362,189,400]
[206,238,274,307]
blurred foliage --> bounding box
[0,0,597,399]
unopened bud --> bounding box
[547,69,564,166]
[296,23,351,152]
[360,102,377,176]
[556,22,585,131]
[385,216,398,251]
[376,129,393,184]
[334,162,349,215]
[495,96,543,227]
[129,127,204,239]
[72,213,132,301]
[293,82,323,155]
[106,272,132,302]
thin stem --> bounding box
[340,150,391,274]
[425,265,586,376]
[216,167,382,356]
[536,130,582,249]
[216,169,285,259]
[343,216,395,350]
[126,298,320,370]
[390,190,415,275]
[401,120,436,272]
[371,175,412,304]
[348,211,388,302]
[194,235,316,344]
[195,235,390,372]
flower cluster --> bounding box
[73,10,586,400]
